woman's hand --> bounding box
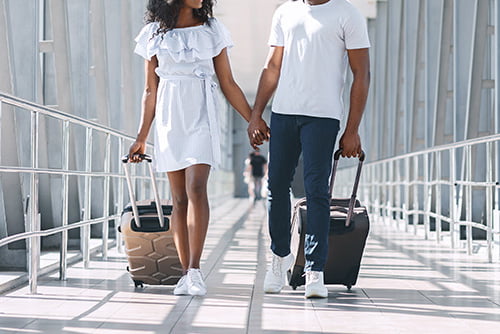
[128,140,147,163]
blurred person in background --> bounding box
[243,150,268,202]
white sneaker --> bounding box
[173,274,188,295]
[263,253,295,293]
[187,268,207,296]
[304,271,328,298]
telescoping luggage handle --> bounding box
[328,149,365,227]
[121,154,164,229]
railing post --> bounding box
[404,157,410,232]
[374,163,380,217]
[385,161,390,224]
[60,120,70,280]
[388,160,394,224]
[424,153,430,240]
[466,145,473,255]
[116,138,124,253]
[486,142,493,263]
[396,159,402,229]
[495,0,500,261]
[413,156,419,235]
[102,133,111,260]
[450,147,457,249]
[29,111,40,294]
[82,128,92,268]
[436,150,442,243]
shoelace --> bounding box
[177,275,187,285]
[189,269,204,285]
[305,271,320,282]
[271,256,283,276]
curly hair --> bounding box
[145,0,215,33]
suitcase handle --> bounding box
[121,154,164,229]
[121,153,152,163]
[329,149,365,227]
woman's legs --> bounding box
[168,169,190,273]
[185,164,211,269]
[167,164,211,271]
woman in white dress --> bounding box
[128,0,265,296]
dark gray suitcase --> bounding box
[288,150,370,290]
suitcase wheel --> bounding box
[134,280,144,288]
[346,285,352,291]
[291,285,298,291]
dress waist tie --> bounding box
[160,72,221,166]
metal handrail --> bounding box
[0,214,120,247]
[334,136,499,263]
[369,133,500,163]
[0,92,131,140]
[0,92,169,294]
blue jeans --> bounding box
[267,112,340,272]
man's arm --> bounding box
[339,48,370,158]
[248,46,284,149]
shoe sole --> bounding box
[264,288,282,294]
[305,290,328,299]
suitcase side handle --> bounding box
[121,154,164,229]
[329,149,365,227]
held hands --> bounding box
[128,140,147,163]
[247,114,270,150]
[339,131,362,158]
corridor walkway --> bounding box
[0,198,499,333]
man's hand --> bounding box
[247,114,270,150]
[339,131,362,158]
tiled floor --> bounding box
[1,198,499,333]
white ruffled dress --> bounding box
[134,18,233,172]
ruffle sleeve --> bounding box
[134,22,160,60]
[134,18,234,63]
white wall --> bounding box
[350,0,377,19]
[215,0,284,100]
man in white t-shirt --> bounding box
[248,0,371,298]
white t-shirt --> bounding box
[269,0,371,120]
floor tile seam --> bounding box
[414,290,500,327]
[0,241,115,296]
[14,317,38,331]
[205,206,262,286]
[204,204,253,277]
[168,203,253,333]
[360,287,385,317]
[219,206,265,333]
[71,289,128,326]
[245,205,268,334]
[210,199,245,220]
[369,228,500,306]
[164,298,195,334]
